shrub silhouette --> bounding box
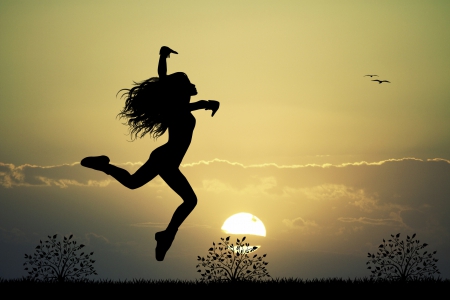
[24,234,97,282]
[196,236,270,282]
[367,233,440,281]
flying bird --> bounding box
[364,75,378,77]
[372,80,390,84]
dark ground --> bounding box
[1,278,448,297]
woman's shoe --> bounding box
[80,155,110,173]
[155,229,177,261]
[159,46,178,58]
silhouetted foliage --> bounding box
[24,234,97,282]
[367,233,440,281]
[196,236,270,282]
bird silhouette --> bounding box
[372,79,390,84]
[364,75,378,77]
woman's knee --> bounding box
[123,179,144,190]
[126,183,140,190]
[184,194,197,208]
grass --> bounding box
[1,277,449,296]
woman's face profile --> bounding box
[167,73,197,96]
[177,77,197,96]
[178,74,197,96]
[189,83,198,96]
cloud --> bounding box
[337,217,402,227]
[299,184,374,202]
[201,176,284,196]
[3,157,447,190]
[130,222,211,230]
[85,232,111,245]
[180,157,444,169]
[1,157,450,279]
[129,222,168,229]
[1,157,449,236]
[283,217,318,231]
[0,162,112,188]
[3,157,449,237]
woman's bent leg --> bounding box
[155,168,197,261]
[159,169,197,230]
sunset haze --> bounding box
[1,1,449,280]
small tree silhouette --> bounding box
[24,234,97,282]
[196,236,270,282]
[367,233,440,281]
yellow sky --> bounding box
[1,1,449,166]
[1,1,450,280]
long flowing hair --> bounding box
[117,72,190,140]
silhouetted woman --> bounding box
[81,46,219,261]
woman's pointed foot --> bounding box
[80,155,110,173]
[155,230,177,261]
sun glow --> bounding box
[221,213,266,237]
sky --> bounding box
[1,0,449,280]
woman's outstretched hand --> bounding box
[160,46,178,58]
[206,100,220,117]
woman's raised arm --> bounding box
[158,46,178,78]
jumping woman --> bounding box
[81,46,220,261]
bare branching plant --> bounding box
[24,234,97,282]
[367,233,440,281]
[196,236,270,282]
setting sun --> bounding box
[221,213,266,237]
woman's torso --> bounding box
[157,111,196,165]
